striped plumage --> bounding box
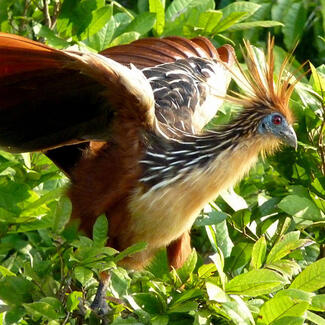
[142,57,231,133]
[0,34,298,270]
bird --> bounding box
[0,33,298,273]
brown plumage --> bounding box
[0,33,298,270]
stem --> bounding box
[110,1,134,19]
[43,0,51,28]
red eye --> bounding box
[272,115,282,125]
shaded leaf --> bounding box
[23,301,65,321]
[93,214,108,247]
[283,2,307,50]
[278,195,322,221]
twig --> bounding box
[43,0,51,28]
[51,0,62,29]
[19,0,30,34]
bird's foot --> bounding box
[90,272,111,316]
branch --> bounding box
[43,0,51,28]
[51,0,62,29]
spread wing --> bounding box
[0,32,154,154]
[103,36,235,133]
[0,33,234,175]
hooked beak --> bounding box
[281,125,297,150]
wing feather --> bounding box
[0,33,235,175]
[0,33,155,154]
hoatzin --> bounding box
[0,33,298,273]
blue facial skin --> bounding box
[258,113,297,149]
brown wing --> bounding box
[0,33,154,152]
[100,36,232,69]
[0,33,234,175]
[0,33,108,153]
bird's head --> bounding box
[257,112,297,149]
[227,36,303,152]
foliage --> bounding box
[0,0,325,324]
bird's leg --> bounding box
[167,231,192,269]
[90,271,111,316]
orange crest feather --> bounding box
[228,36,305,124]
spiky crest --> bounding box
[227,36,304,124]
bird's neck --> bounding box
[140,109,278,192]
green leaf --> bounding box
[227,241,253,273]
[67,291,83,312]
[221,1,261,19]
[275,288,313,304]
[311,294,325,311]
[149,0,165,35]
[196,210,228,227]
[290,258,325,292]
[166,0,197,22]
[23,301,64,321]
[74,266,93,286]
[215,1,260,33]
[124,12,156,36]
[258,296,309,324]
[114,242,147,263]
[306,311,325,325]
[222,295,255,325]
[194,10,223,33]
[146,249,169,278]
[210,250,227,290]
[198,263,217,279]
[283,2,307,50]
[226,269,287,296]
[0,180,31,215]
[52,196,71,234]
[112,317,143,325]
[88,16,116,51]
[57,0,107,40]
[152,315,169,325]
[266,260,301,280]
[19,187,63,217]
[205,211,234,257]
[80,5,113,40]
[278,195,322,221]
[133,293,163,314]
[176,249,197,283]
[266,231,311,263]
[93,214,108,247]
[168,301,198,313]
[110,31,141,47]
[310,62,325,94]
[164,0,214,36]
[4,306,25,324]
[33,24,70,49]
[250,236,266,269]
[206,281,229,303]
[0,277,34,305]
[172,288,203,305]
[111,268,131,297]
[0,265,15,277]
[227,20,283,32]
